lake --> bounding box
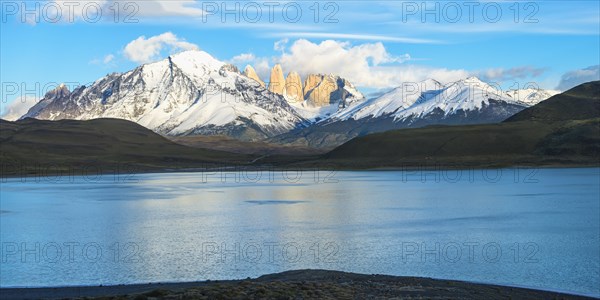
[1,168,599,296]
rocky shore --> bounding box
[1,270,595,300]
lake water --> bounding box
[1,168,599,296]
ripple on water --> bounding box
[244,200,309,205]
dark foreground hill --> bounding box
[0,118,251,177]
[0,269,593,300]
[320,81,600,169]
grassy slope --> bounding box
[170,135,326,155]
[0,118,252,176]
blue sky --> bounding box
[1,0,599,117]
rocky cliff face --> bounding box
[255,65,366,121]
[262,65,365,108]
[268,64,285,95]
[283,71,303,103]
[304,74,343,107]
[243,65,264,87]
[220,64,240,75]
[303,74,322,99]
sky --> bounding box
[1,0,599,119]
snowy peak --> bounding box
[169,50,224,71]
[44,83,71,99]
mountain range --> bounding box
[20,50,560,147]
[2,81,597,176]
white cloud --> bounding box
[276,39,421,88]
[251,57,273,82]
[557,65,600,90]
[103,54,115,64]
[63,0,203,19]
[21,1,204,25]
[123,32,199,64]
[366,65,470,88]
[142,0,204,17]
[89,54,116,65]
[228,53,256,64]
[274,38,288,52]
[230,39,468,89]
[0,96,38,121]
[271,32,439,44]
[231,39,557,89]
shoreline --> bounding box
[1,163,598,180]
[1,270,597,300]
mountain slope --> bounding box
[0,118,251,176]
[22,50,307,141]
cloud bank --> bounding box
[123,32,199,64]
[0,96,38,121]
[557,65,600,91]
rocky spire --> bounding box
[303,74,323,99]
[268,64,285,95]
[243,65,265,87]
[284,71,303,102]
[305,75,339,106]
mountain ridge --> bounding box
[318,81,600,168]
[269,77,544,148]
[23,50,307,141]
[18,49,560,147]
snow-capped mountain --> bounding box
[332,79,444,121]
[331,77,534,123]
[19,49,559,147]
[504,88,560,105]
[271,77,554,148]
[22,50,307,141]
